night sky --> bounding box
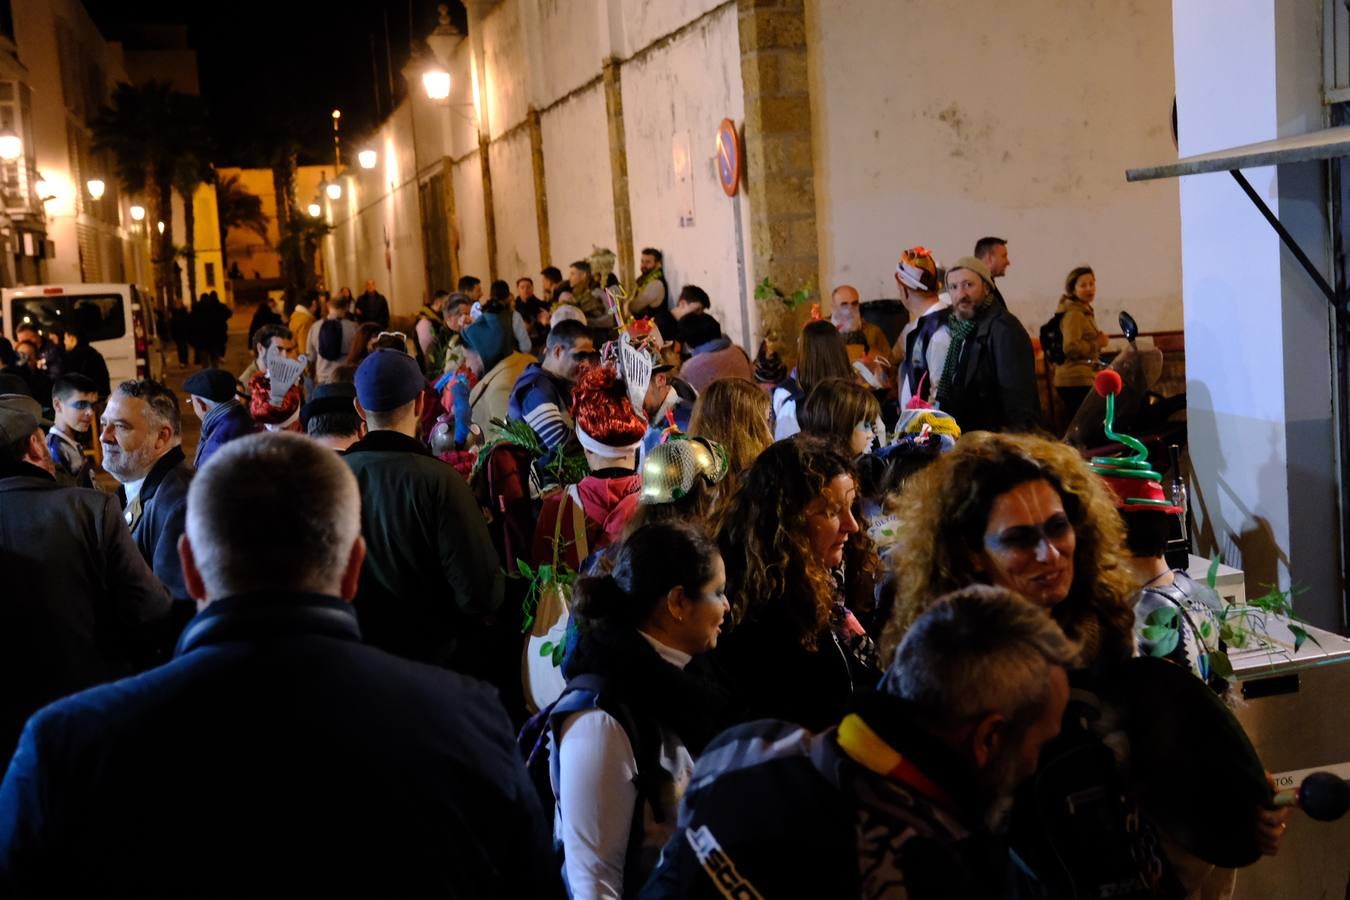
[82,0,468,166]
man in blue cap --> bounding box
[184,368,255,467]
[343,349,503,671]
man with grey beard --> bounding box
[101,379,194,603]
[640,586,1074,899]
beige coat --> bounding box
[1053,297,1104,387]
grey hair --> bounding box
[114,378,182,438]
[882,585,1079,728]
[185,432,361,598]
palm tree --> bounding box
[215,172,269,240]
[92,82,209,305]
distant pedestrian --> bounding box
[355,278,390,330]
[184,368,256,468]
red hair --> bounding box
[248,372,301,425]
[572,364,647,447]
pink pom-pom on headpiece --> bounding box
[1094,369,1123,398]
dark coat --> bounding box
[118,446,194,603]
[342,430,504,668]
[0,462,171,769]
[355,290,391,330]
[193,399,257,468]
[924,306,1040,434]
[245,305,282,344]
[56,344,110,399]
[640,694,1016,899]
[0,592,562,898]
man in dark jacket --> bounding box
[184,368,256,467]
[355,277,391,330]
[55,325,110,400]
[100,379,194,604]
[641,586,1073,899]
[0,393,171,769]
[909,257,1039,434]
[0,432,560,898]
[344,349,504,670]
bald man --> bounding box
[830,285,892,380]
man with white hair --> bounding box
[642,586,1074,898]
[0,432,561,897]
[101,378,194,602]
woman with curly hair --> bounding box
[688,377,772,508]
[714,436,881,731]
[879,431,1135,669]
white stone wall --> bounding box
[807,0,1183,335]
[540,83,618,268]
[621,3,754,347]
[490,130,542,282]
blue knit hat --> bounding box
[354,349,425,412]
[460,310,511,373]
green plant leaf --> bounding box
[539,641,554,657]
[516,558,534,579]
[1145,606,1179,626]
[1206,554,1220,590]
[1153,630,1180,657]
[521,613,534,632]
[1199,621,1212,639]
[1289,624,1311,652]
[1209,651,1235,681]
[538,564,554,583]
[551,643,565,666]
[1141,624,1174,642]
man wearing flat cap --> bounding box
[907,256,1039,434]
[343,349,504,672]
[300,382,363,451]
[184,368,256,468]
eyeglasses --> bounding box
[984,514,1074,555]
[376,331,408,342]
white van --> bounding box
[2,283,161,386]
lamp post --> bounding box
[86,178,106,200]
[422,3,471,281]
[358,149,377,170]
[0,130,20,162]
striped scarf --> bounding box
[934,315,977,405]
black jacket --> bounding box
[118,446,194,603]
[925,305,1040,434]
[355,290,391,330]
[56,343,110,399]
[640,693,1017,899]
[0,592,562,898]
[343,430,504,668]
[0,462,171,769]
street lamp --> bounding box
[307,202,322,218]
[86,178,106,200]
[422,68,451,102]
[358,149,377,170]
[0,130,19,162]
[156,220,166,234]
[129,204,146,222]
[35,173,54,202]
[326,180,342,200]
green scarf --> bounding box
[934,299,992,405]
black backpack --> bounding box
[317,318,345,361]
[1040,311,1067,365]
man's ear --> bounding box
[353,398,370,424]
[339,536,366,602]
[178,533,209,607]
[970,712,1006,769]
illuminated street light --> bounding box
[332,109,341,120]
[129,204,146,222]
[86,178,106,200]
[326,181,342,200]
[307,202,322,218]
[358,149,377,170]
[0,131,19,162]
[156,220,166,234]
[422,68,451,101]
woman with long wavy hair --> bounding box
[688,377,772,509]
[714,436,881,731]
[879,431,1135,669]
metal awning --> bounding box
[1125,126,1350,309]
[1126,125,1350,182]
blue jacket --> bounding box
[0,592,562,898]
[118,446,194,604]
[194,398,256,468]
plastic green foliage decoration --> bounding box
[754,277,813,309]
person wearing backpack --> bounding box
[544,522,733,899]
[307,294,359,385]
[1050,266,1109,417]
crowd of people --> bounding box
[0,238,1298,898]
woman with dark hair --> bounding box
[1053,266,1109,416]
[331,322,382,384]
[552,521,731,898]
[771,320,854,440]
[714,436,880,731]
[798,377,883,458]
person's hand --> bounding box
[1256,805,1291,855]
